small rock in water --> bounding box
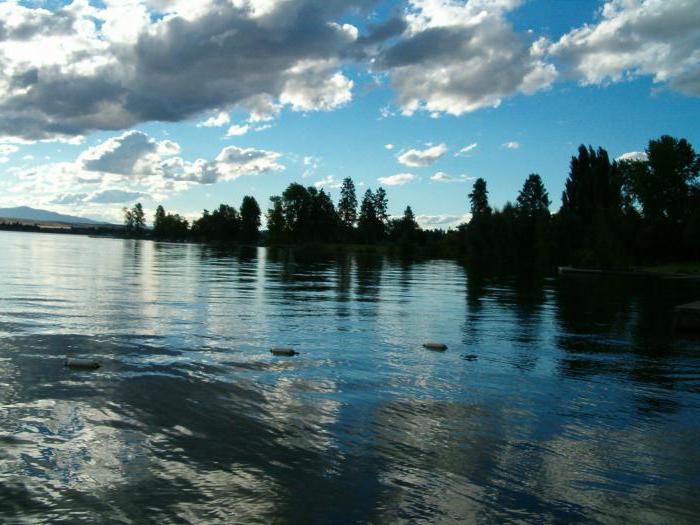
[271,347,298,356]
[64,358,101,371]
[423,342,448,351]
[463,354,478,361]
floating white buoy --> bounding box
[270,347,298,356]
[64,358,101,370]
[423,342,448,351]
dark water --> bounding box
[1,231,699,524]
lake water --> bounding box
[1,231,699,524]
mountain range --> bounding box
[0,206,103,225]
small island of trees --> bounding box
[124,134,699,273]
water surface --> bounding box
[1,231,699,523]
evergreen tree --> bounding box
[240,196,262,243]
[391,205,420,244]
[311,188,339,242]
[558,146,624,267]
[358,189,381,243]
[516,174,550,218]
[338,177,358,229]
[373,187,389,226]
[469,178,491,217]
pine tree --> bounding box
[468,178,491,217]
[516,174,550,218]
[240,196,261,243]
[338,177,357,229]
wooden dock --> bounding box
[675,301,700,331]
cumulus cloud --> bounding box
[8,129,284,218]
[374,0,557,116]
[455,143,478,156]
[210,146,284,182]
[197,111,231,128]
[78,131,177,175]
[397,143,448,167]
[385,143,394,150]
[279,60,354,111]
[502,141,520,149]
[617,151,648,162]
[550,0,700,96]
[1,0,696,146]
[226,124,251,137]
[430,171,474,182]
[0,0,375,142]
[378,173,416,186]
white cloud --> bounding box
[376,0,557,116]
[385,143,394,150]
[397,143,448,167]
[502,141,520,149]
[455,143,478,156]
[225,124,251,137]
[378,173,416,186]
[6,129,284,218]
[416,213,471,229]
[0,145,20,155]
[279,60,354,112]
[430,171,475,183]
[78,131,177,176]
[314,175,343,189]
[197,111,231,128]
[207,146,284,183]
[617,151,648,162]
[550,0,700,96]
[0,1,365,142]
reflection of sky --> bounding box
[1,231,700,522]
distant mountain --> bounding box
[0,206,103,225]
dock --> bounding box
[675,301,700,331]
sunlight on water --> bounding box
[1,231,699,523]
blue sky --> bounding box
[0,0,699,227]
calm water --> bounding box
[1,231,699,524]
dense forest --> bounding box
[129,134,699,272]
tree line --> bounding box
[125,133,699,270]
[461,134,699,271]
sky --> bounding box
[0,0,699,228]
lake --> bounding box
[1,231,699,524]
